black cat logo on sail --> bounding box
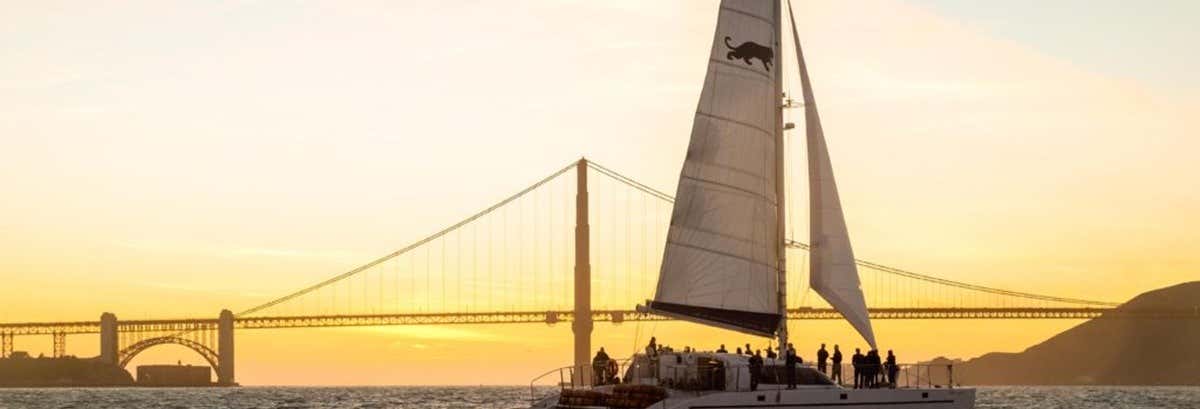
[724,36,773,71]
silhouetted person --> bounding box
[646,337,657,356]
[817,343,829,374]
[745,343,752,356]
[851,348,864,389]
[593,347,610,385]
[607,358,621,385]
[785,343,799,389]
[717,344,727,353]
[831,345,843,384]
[766,347,777,359]
[736,347,743,355]
[886,350,898,388]
[867,349,882,388]
[749,350,764,391]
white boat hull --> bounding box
[533,386,975,409]
[657,386,975,409]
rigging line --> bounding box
[234,161,577,317]
[783,239,1118,306]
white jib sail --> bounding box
[650,0,783,337]
[787,1,877,349]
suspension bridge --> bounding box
[2,158,1194,385]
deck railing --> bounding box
[529,358,958,403]
[822,362,956,389]
[528,358,634,403]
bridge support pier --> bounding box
[99,312,118,365]
[572,158,593,386]
[217,309,235,386]
[52,332,66,358]
[1,333,11,358]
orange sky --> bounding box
[1,0,1197,385]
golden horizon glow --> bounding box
[2,0,1197,385]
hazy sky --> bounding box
[1,0,1197,385]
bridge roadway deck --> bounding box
[3,307,1198,336]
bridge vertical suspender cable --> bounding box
[235,161,578,317]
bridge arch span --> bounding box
[117,336,220,374]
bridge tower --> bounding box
[217,309,235,385]
[99,312,118,365]
[572,158,593,385]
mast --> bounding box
[773,0,788,355]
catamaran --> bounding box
[532,1,975,407]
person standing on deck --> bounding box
[749,350,764,391]
[831,345,843,385]
[886,350,899,388]
[784,343,799,389]
[745,343,753,356]
[816,344,829,374]
[873,347,883,386]
[851,348,864,389]
[592,347,611,385]
[717,344,727,353]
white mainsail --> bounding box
[649,0,784,337]
[786,1,877,349]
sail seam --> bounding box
[664,241,778,271]
[681,175,778,207]
[695,111,773,137]
[686,159,770,186]
[679,224,770,248]
[709,58,772,80]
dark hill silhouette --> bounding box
[940,281,1200,385]
[0,356,133,387]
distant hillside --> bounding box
[943,282,1200,385]
[0,356,133,387]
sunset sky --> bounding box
[1,0,1197,385]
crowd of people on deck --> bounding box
[590,338,902,389]
[813,344,901,389]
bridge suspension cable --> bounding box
[584,159,1119,308]
[782,240,1117,307]
[235,159,1120,320]
[236,160,579,317]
